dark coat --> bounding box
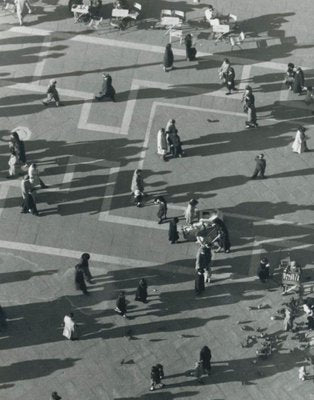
[195,270,205,294]
[200,346,212,370]
[116,296,127,314]
[75,267,87,292]
[76,259,92,281]
[135,281,147,302]
[168,220,179,242]
[293,69,304,94]
[195,247,212,270]
[255,157,266,172]
[214,218,231,251]
[163,46,174,68]
[226,66,235,90]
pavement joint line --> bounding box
[32,36,52,84]
[7,26,313,72]
[0,239,156,267]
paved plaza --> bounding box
[1,0,314,399]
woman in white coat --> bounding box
[292,126,308,154]
[157,128,167,161]
[63,313,78,340]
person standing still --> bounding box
[250,154,266,179]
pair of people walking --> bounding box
[157,120,184,160]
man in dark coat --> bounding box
[163,43,174,72]
[292,67,305,95]
[75,265,88,295]
[168,217,179,244]
[200,346,212,374]
[135,278,148,303]
[154,196,167,224]
[76,253,93,283]
[250,154,266,179]
[257,257,270,283]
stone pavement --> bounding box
[1,0,314,399]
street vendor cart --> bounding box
[281,257,302,294]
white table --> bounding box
[71,5,89,23]
[160,16,182,35]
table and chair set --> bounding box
[70,1,245,50]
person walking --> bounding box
[76,253,93,283]
[154,196,167,224]
[218,58,230,84]
[200,346,212,375]
[184,33,197,61]
[250,154,266,179]
[74,264,88,295]
[95,73,116,101]
[150,365,165,391]
[28,163,48,189]
[135,278,148,303]
[195,268,205,295]
[62,312,79,340]
[167,131,184,158]
[42,79,61,106]
[163,43,174,72]
[292,126,309,153]
[292,67,305,95]
[9,131,27,165]
[14,0,32,26]
[185,199,199,224]
[157,128,168,160]
[225,63,236,95]
[283,307,294,331]
[21,175,39,215]
[195,245,212,283]
[168,217,179,244]
[115,291,127,317]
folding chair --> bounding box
[230,31,245,50]
[129,2,141,23]
[212,24,230,43]
[160,9,172,18]
[174,10,185,21]
[169,29,183,44]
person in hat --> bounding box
[75,253,93,283]
[51,392,62,400]
[257,257,270,283]
[250,154,266,179]
[185,199,199,225]
[292,126,309,153]
[43,79,61,106]
[95,73,116,101]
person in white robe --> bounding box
[292,126,308,154]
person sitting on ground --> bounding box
[285,62,295,90]
[257,257,270,283]
[42,79,61,106]
[95,73,116,101]
[154,196,167,224]
[135,278,148,303]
